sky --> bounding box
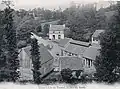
[0,0,115,10]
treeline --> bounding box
[2,2,115,44]
[12,3,114,42]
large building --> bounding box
[49,24,65,40]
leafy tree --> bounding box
[36,25,42,32]
[63,4,97,42]
[94,2,120,83]
[43,24,49,36]
[94,30,119,83]
[3,7,20,82]
[30,38,41,84]
[96,8,107,29]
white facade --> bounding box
[49,24,65,40]
[49,31,64,40]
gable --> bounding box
[92,30,105,38]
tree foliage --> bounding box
[43,24,49,36]
[30,38,41,84]
[3,7,20,82]
[94,2,120,83]
[61,68,72,82]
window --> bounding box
[53,31,55,33]
[53,35,55,39]
[91,60,93,66]
[58,35,61,39]
[93,37,98,41]
[56,53,59,56]
[88,60,90,68]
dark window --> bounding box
[56,53,59,56]
[88,59,90,68]
[93,37,98,41]
[58,35,61,39]
[53,35,55,39]
[91,60,92,66]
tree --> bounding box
[30,38,41,84]
[36,25,42,32]
[3,6,20,82]
[61,68,72,82]
[95,8,107,29]
[43,24,49,36]
[63,4,97,42]
[94,30,119,83]
[94,2,120,83]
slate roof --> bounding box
[64,40,89,55]
[65,43,88,55]
[59,56,83,71]
[49,25,65,31]
[58,38,72,47]
[92,30,105,37]
[41,20,60,27]
[23,44,53,64]
[83,46,100,60]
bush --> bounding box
[61,68,72,82]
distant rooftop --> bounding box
[49,24,65,31]
[92,30,105,37]
[41,20,60,28]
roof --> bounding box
[31,32,50,46]
[59,56,83,71]
[23,44,53,64]
[70,39,90,47]
[48,42,61,58]
[49,25,65,31]
[58,38,72,47]
[64,43,88,55]
[83,46,100,60]
[41,20,60,28]
[92,30,105,37]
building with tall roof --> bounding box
[49,24,65,40]
[19,44,54,80]
[62,39,90,57]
